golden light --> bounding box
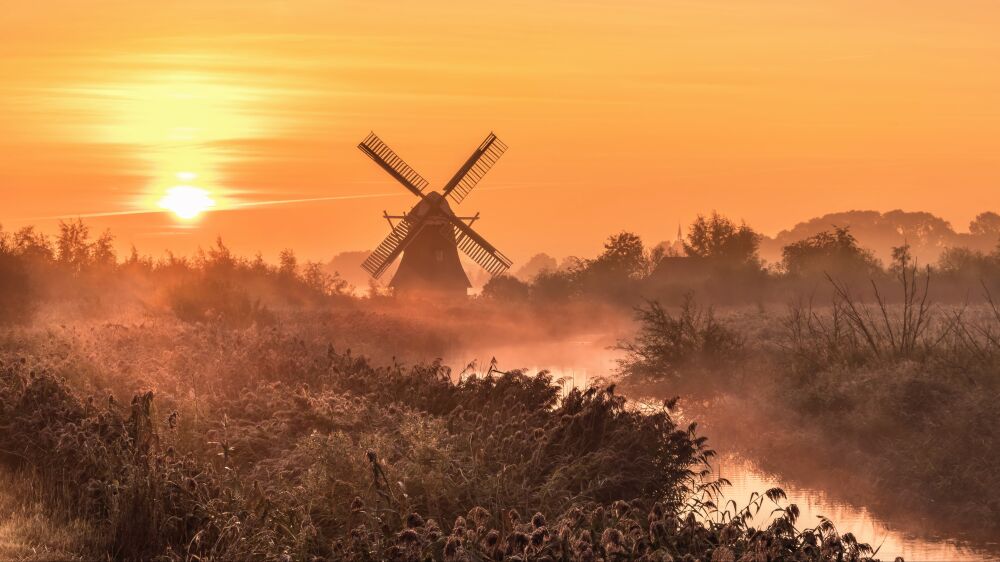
[60,71,273,221]
[158,185,215,220]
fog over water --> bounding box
[446,336,1000,562]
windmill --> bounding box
[358,132,512,297]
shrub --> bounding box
[616,296,743,384]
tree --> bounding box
[12,226,54,261]
[512,253,558,281]
[56,219,92,271]
[969,212,1000,237]
[889,242,913,275]
[278,249,298,278]
[302,261,348,295]
[683,212,761,268]
[92,230,116,267]
[481,275,530,301]
[781,226,881,278]
[937,247,996,277]
[591,232,648,279]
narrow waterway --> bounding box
[445,337,1000,562]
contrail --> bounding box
[27,191,406,221]
[24,183,541,222]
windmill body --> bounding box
[357,133,512,297]
[389,194,471,296]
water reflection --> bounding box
[713,455,998,562]
[447,338,1000,562]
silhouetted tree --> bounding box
[889,242,915,276]
[937,246,998,278]
[591,232,648,279]
[56,219,92,272]
[481,275,530,301]
[92,230,116,267]
[302,262,348,296]
[969,211,1000,237]
[531,268,578,302]
[683,212,761,268]
[512,253,558,281]
[279,249,298,278]
[781,226,881,278]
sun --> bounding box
[158,185,215,220]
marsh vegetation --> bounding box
[1,214,998,560]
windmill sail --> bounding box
[441,133,507,205]
[448,214,512,276]
[358,133,430,198]
[361,217,421,278]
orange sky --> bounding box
[2,1,999,264]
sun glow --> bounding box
[158,185,215,220]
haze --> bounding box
[2,0,999,262]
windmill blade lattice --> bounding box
[441,133,507,205]
[361,217,420,278]
[358,133,430,198]
[449,214,512,276]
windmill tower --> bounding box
[358,132,512,297]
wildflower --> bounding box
[649,520,668,541]
[482,529,500,549]
[426,520,442,542]
[444,536,461,559]
[531,512,546,529]
[467,506,490,527]
[508,531,529,552]
[612,500,629,517]
[405,512,425,529]
[601,528,623,548]
[397,528,420,545]
[650,502,665,521]
[591,506,605,525]
[711,546,735,562]
[350,496,364,512]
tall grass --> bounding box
[619,272,1000,539]
[0,317,883,561]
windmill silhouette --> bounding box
[358,132,512,297]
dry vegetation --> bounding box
[2,216,998,559]
[618,268,1000,539]
[0,317,883,561]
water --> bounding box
[445,338,1000,562]
[713,455,998,562]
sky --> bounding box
[2,0,999,263]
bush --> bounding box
[481,274,530,301]
[616,296,743,384]
[167,275,275,328]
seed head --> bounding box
[601,528,623,548]
[483,529,500,549]
[405,512,425,529]
[396,529,420,545]
[350,496,364,512]
[531,512,546,529]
